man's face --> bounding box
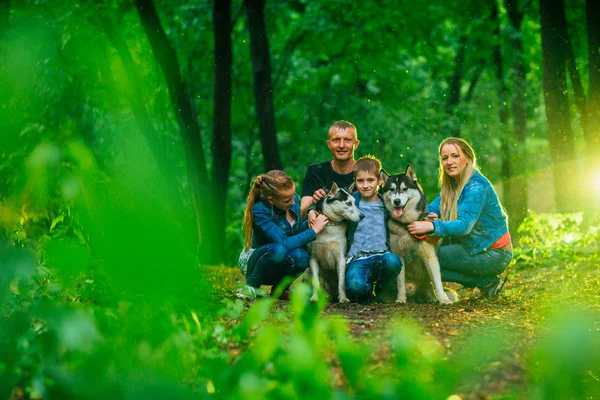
[327,128,359,162]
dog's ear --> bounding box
[328,182,339,196]
[347,182,356,193]
[380,169,390,183]
[405,164,417,182]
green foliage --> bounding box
[513,212,600,270]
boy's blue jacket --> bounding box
[251,194,316,250]
[346,192,391,251]
[428,171,509,255]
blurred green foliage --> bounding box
[1,0,599,398]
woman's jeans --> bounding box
[246,243,309,289]
[439,244,512,289]
[346,252,402,303]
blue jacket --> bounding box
[346,192,391,251]
[428,171,509,255]
[251,194,316,250]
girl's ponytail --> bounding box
[242,170,294,250]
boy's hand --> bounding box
[311,189,327,203]
[311,214,329,234]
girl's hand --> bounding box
[307,209,319,227]
[311,214,329,234]
[407,220,434,236]
[427,212,439,221]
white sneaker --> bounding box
[236,285,259,300]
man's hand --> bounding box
[312,188,327,203]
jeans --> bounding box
[246,243,309,289]
[439,244,512,289]
[346,252,402,303]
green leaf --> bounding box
[49,214,64,231]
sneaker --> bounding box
[481,277,507,298]
[236,285,259,300]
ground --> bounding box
[209,261,600,399]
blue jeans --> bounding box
[346,252,402,303]
[439,244,512,289]
[246,243,309,289]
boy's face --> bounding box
[355,170,383,200]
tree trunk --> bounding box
[245,0,283,172]
[505,0,528,238]
[585,0,600,170]
[0,0,8,43]
[134,0,215,260]
[212,0,233,262]
[491,0,514,235]
[446,35,467,137]
[539,0,578,211]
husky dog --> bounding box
[308,183,364,303]
[380,165,454,305]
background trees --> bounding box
[2,0,598,265]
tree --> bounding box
[505,0,528,237]
[245,0,283,172]
[212,0,233,260]
[539,0,578,211]
[134,0,222,262]
[585,0,600,175]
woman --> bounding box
[238,170,329,299]
[408,138,512,298]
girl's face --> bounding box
[268,185,296,211]
[440,144,470,181]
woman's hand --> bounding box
[311,214,329,234]
[407,220,434,236]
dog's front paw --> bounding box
[338,297,350,303]
[310,295,319,303]
[395,296,407,304]
[439,298,453,305]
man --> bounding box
[300,120,360,217]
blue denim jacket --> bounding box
[251,194,316,251]
[346,192,391,251]
[428,171,509,255]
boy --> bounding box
[344,155,402,303]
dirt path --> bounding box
[213,263,600,398]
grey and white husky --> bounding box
[308,183,364,303]
[380,165,454,305]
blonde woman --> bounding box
[408,138,512,298]
[238,170,329,300]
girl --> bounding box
[238,170,328,299]
[408,138,512,298]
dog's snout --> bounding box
[393,199,401,206]
[359,213,365,220]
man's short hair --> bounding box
[329,120,358,139]
[353,155,382,176]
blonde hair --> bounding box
[243,170,294,250]
[438,137,479,221]
[353,154,382,176]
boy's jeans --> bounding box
[346,252,402,303]
[439,244,512,289]
[246,243,309,289]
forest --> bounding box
[1,0,599,398]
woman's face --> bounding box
[440,144,470,181]
[268,185,296,211]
